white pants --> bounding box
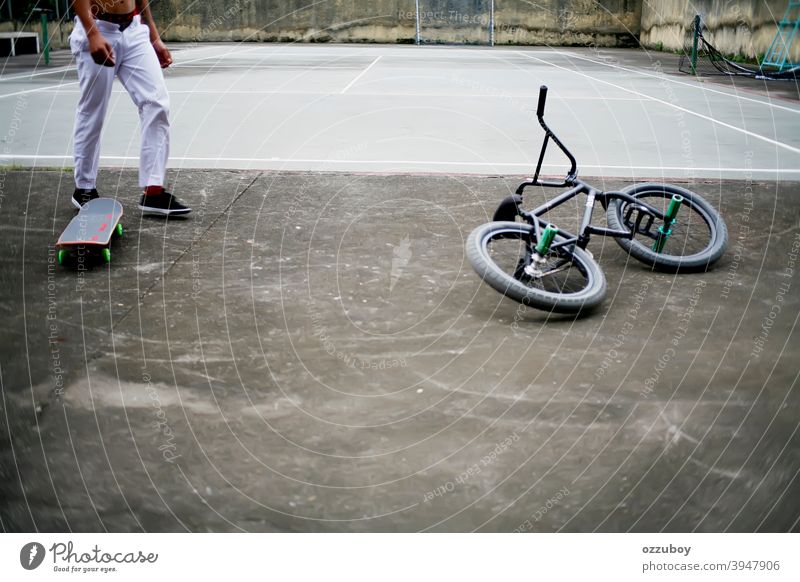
[70,15,170,189]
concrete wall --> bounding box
[0,1,792,58]
[641,0,798,61]
[493,0,640,47]
[0,20,72,50]
[151,0,641,46]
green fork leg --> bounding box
[652,195,683,253]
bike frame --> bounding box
[512,86,670,253]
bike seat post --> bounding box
[577,188,597,248]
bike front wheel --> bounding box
[466,221,607,313]
[606,183,728,272]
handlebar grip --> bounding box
[537,85,548,118]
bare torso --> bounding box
[79,0,171,69]
[90,0,136,15]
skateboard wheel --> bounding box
[102,248,111,263]
[117,224,123,237]
[57,249,66,265]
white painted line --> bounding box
[516,51,800,156]
[0,65,77,82]
[172,47,568,58]
[0,45,268,99]
[0,35,225,82]
[560,50,800,115]
[32,88,649,100]
[0,80,80,99]
[172,64,359,69]
[2,154,798,174]
[340,55,381,94]
[168,42,309,70]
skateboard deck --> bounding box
[56,198,124,264]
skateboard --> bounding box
[56,198,124,265]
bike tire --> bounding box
[606,183,728,272]
[466,221,607,313]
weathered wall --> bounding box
[493,0,640,47]
[0,20,72,50]
[150,0,642,46]
[151,0,417,43]
[0,1,791,57]
[641,0,798,61]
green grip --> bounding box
[535,224,557,255]
[665,195,683,223]
[652,195,683,253]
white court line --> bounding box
[516,51,800,156]
[0,44,271,99]
[0,45,261,99]
[2,154,798,174]
[0,43,232,83]
[340,55,381,94]
[0,80,80,99]
[172,64,359,69]
[173,47,568,58]
[0,65,77,82]
[171,44,275,67]
[33,88,649,100]
[561,50,800,114]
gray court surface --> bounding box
[0,44,798,179]
[1,44,799,532]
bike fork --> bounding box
[525,223,558,279]
[535,224,558,255]
[652,195,683,253]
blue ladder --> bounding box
[761,0,800,71]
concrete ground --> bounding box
[0,44,799,532]
[1,168,798,532]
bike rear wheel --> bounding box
[606,183,727,272]
[466,221,606,313]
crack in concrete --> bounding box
[31,173,265,420]
[111,172,264,335]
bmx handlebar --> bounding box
[537,85,548,119]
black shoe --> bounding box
[72,188,99,209]
[138,191,191,216]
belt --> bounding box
[94,9,139,31]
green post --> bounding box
[690,14,700,76]
[40,12,50,65]
[535,224,558,256]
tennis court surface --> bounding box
[1,44,799,532]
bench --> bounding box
[0,32,41,57]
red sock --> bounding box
[144,185,164,196]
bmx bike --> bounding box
[466,85,728,314]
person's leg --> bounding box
[71,22,116,201]
[117,18,189,215]
[116,19,170,190]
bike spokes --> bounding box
[491,235,590,295]
[608,184,726,272]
